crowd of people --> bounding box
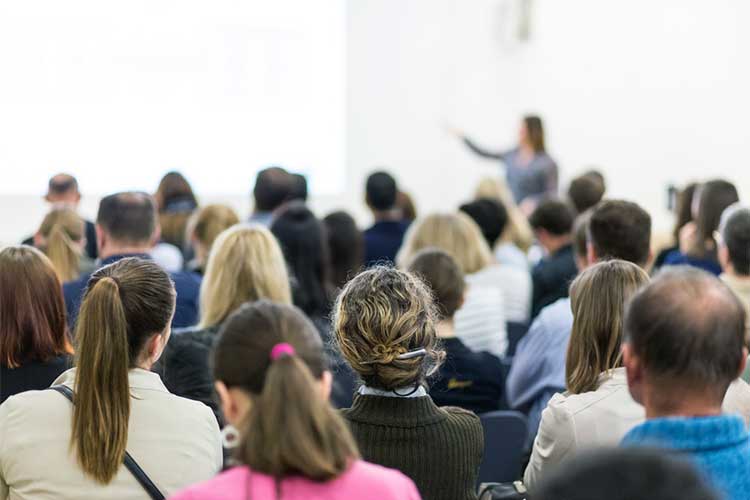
[2,116,750,500]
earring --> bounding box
[221,425,241,449]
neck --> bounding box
[372,209,401,222]
[644,389,723,420]
[545,236,571,255]
[436,319,456,339]
[99,245,151,260]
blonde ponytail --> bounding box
[38,208,85,282]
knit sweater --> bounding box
[341,394,483,500]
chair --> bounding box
[505,322,529,358]
[477,410,529,485]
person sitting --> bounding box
[663,179,739,275]
[363,171,411,266]
[0,246,73,404]
[248,166,292,226]
[0,258,221,499]
[396,190,418,222]
[287,172,309,202]
[33,208,95,281]
[523,260,650,487]
[156,224,292,421]
[63,192,202,329]
[460,198,532,324]
[407,248,505,414]
[323,210,364,290]
[185,204,240,275]
[334,266,483,500]
[23,173,98,259]
[717,204,750,334]
[154,171,198,253]
[397,213,508,358]
[169,301,421,500]
[528,199,577,318]
[621,267,750,500]
[653,182,697,270]
[530,448,720,500]
[567,171,606,214]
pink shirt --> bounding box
[168,460,422,500]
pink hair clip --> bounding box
[270,342,296,361]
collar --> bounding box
[623,414,748,452]
[358,385,428,398]
[345,392,445,428]
[53,367,169,393]
[99,253,152,267]
[596,367,628,387]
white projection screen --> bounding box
[0,1,346,196]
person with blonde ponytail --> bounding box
[33,208,95,282]
[0,258,221,499]
[169,300,420,500]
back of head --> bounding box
[365,171,398,211]
[271,202,332,316]
[73,258,175,483]
[253,166,292,212]
[720,204,750,275]
[46,173,80,204]
[531,448,719,500]
[589,200,652,266]
[189,204,240,253]
[213,300,359,480]
[287,173,308,202]
[406,248,466,321]
[523,115,545,153]
[0,246,72,368]
[568,173,606,214]
[397,212,493,274]
[333,266,444,390]
[322,211,363,289]
[154,171,197,213]
[474,175,534,251]
[529,199,575,236]
[566,260,649,394]
[38,208,85,281]
[572,210,593,263]
[693,179,740,258]
[97,192,157,246]
[674,182,698,242]
[625,267,745,402]
[200,224,291,328]
[459,198,509,249]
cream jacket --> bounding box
[523,368,750,489]
[0,368,222,500]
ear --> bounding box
[586,241,597,266]
[95,224,106,254]
[215,381,237,422]
[737,347,748,380]
[148,328,171,364]
[457,293,466,311]
[32,232,44,248]
[719,245,731,272]
[622,343,644,404]
[320,371,333,401]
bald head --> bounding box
[46,173,80,205]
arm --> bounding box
[462,136,508,161]
[523,397,576,489]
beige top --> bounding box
[524,368,750,489]
[0,368,222,500]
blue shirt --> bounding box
[363,220,411,266]
[663,250,722,276]
[622,415,750,500]
[63,253,201,330]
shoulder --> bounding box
[63,275,88,295]
[171,326,218,350]
[171,270,202,290]
[169,467,249,500]
[438,405,483,429]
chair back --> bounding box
[477,410,529,484]
[505,322,529,358]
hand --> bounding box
[443,124,464,138]
[678,221,698,254]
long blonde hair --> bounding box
[397,212,492,274]
[475,176,534,251]
[566,260,649,394]
[187,204,240,266]
[199,224,292,328]
[37,208,85,282]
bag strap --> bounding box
[49,385,166,500]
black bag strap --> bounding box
[49,385,166,500]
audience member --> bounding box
[169,301,421,500]
[156,224,291,420]
[528,199,577,318]
[407,248,504,414]
[664,179,739,275]
[334,267,483,500]
[397,213,509,358]
[460,198,532,324]
[717,204,750,333]
[524,260,650,488]
[396,190,418,221]
[63,192,202,329]
[653,182,697,270]
[0,258,221,498]
[154,171,198,252]
[287,172,309,202]
[567,171,605,214]
[323,210,364,289]
[249,166,292,226]
[33,208,95,281]
[0,246,73,404]
[185,204,240,275]
[530,448,720,500]
[23,173,98,259]
[621,267,750,500]
[363,171,411,265]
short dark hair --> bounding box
[529,199,574,236]
[568,174,605,214]
[406,248,466,319]
[48,173,79,195]
[365,171,398,211]
[531,448,719,500]
[625,267,745,400]
[589,200,651,266]
[287,173,308,202]
[253,166,292,212]
[720,205,750,275]
[97,192,157,244]
[459,198,509,248]
[323,211,364,289]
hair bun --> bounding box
[370,343,406,364]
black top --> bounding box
[22,219,98,260]
[430,337,504,415]
[0,355,71,404]
[363,220,411,266]
[531,243,578,319]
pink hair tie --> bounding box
[270,342,296,361]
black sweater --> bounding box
[342,394,483,500]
